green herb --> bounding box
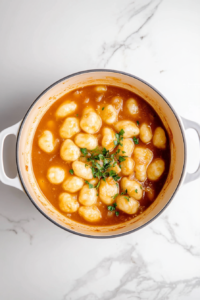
[114,140,118,146]
[108,205,116,211]
[115,211,119,217]
[124,196,130,202]
[136,120,139,126]
[133,137,139,144]
[102,107,105,110]
[69,169,74,175]
[112,193,119,200]
[140,186,142,189]
[135,189,138,193]
[121,189,128,195]
[85,180,94,189]
[96,181,100,189]
[118,156,126,162]
[96,193,99,196]
[114,129,125,147]
[122,151,126,154]
[81,148,88,156]
[113,203,117,208]
[76,114,79,117]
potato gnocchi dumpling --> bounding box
[121,177,143,200]
[153,127,167,149]
[74,133,98,150]
[99,177,119,205]
[79,184,98,206]
[59,193,79,213]
[56,100,77,118]
[120,157,135,176]
[47,167,65,184]
[80,107,102,134]
[59,117,80,138]
[125,98,139,115]
[62,176,84,193]
[116,195,140,214]
[101,104,118,124]
[32,84,170,227]
[38,130,56,153]
[114,120,140,138]
[147,159,165,181]
[79,205,102,222]
[139,124,152,144]
[72,161,93,180]
[102,127,117,151]
[60,139,81,161]
[118,138,134,157]
[134,147,153,181]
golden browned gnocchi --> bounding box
[139,124,152,143]
[102,127,117,151]
[120,157,135,176]
[74,133,98,150]
[60,139,81,161]
[101,104,118,124]
[121,177,143,200]
[79,206,102,222]
[147,159,165,181]
[153,127,167,149]
[62,176,84,193]
[114,120,140,138]
[59,193,79,213]
[38,130,56,153]
[33,84,170,227]
[125,98,139,115]
[116,195,139,214]
[80,107,102,134]
[72,161,93,180]
[56,100,77,118]
[99,177,119,205]
[47,167,65,184]
[59,117,80,138]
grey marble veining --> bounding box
[0,0,200,299]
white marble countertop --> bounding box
[0,0,200,299]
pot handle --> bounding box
[181,117,200,184]
[0,121,24,191]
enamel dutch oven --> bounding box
[0,70,200,238]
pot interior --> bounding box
[17,70,185,237]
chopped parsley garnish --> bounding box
[81,148,88,156]
[69,169,74,175]
[96,193,99,196]
[112,193,119,200]
[115,211,119,217]
[76,114,79,117]
[122,151,126,154]
[133,137,139,144]
[96,181,100,189]
[85,180,94,189]
[102,107,105,110]
[108,202,117,211]
[140,186,142,189]
[115,129,125,147]
[124,196,130,202]
[135,189,138,193]
[136,120,139,126]
[121,189,128,195]
[118,156,127,162]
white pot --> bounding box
[0,70,200,238]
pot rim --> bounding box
[15,69,187,238]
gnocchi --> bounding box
[153,127,167,149]
[47,167,65,184]
[116,195,139,214]
[121,177,143,200]
[80,107,102,133]
[60,139,81,162]
[38,130,55,153]
[134,147,153,181]
[79,184,98,206]
[99,177,119,205]
[59,193,79,213]
[59,117,80,138]
[111,96,123,112]
[118,138,134,157]
[72,161,93,180]
[74,133,98,150]
[79,206,102,222]
[120,157,135,176]
[62,176,84,193]
[125,98,139,115]
[102,127,117,151]
[101,104,118,124]
[139,124,152,143]
[56,100,77,118]
[114,120,140,138]
[147,159,165,181]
